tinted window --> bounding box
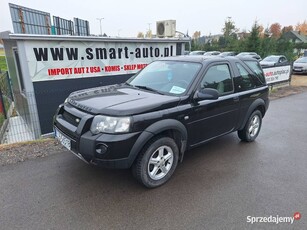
[235,63,255,91]
[243,60,266,85]
[280,57,286,63]
[200,64,233,94]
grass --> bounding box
[269,87,278,94]
[0,56,7,72]
[0,113,4,127]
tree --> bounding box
[220,17,238,49]
[222,17,238,37]
[259,36,276,57]
[270,23,282,38]
[276,39,295,60]
[191,31,203,51]
[137,32,144,38]
[190,20,297,61]
[245,21,261,53]
[191,39,203,51]
[192,31,201,40]
[295,20,307,35]
[258,25,265,38]
[281,25,293,34]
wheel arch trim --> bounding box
[127,119,188,167]
[239,98,266,130]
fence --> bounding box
[0,72,40,144]
[0,71,13,141]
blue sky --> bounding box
[0,0,306,37]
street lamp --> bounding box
[96,18,104,36]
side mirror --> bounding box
[194,88,219,101]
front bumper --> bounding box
[293,67,307,74]
[54,103,143,168]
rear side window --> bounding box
[235,63,255,91]
[280,57,286,63]
[200,64,233,95]
[243,60,266,85]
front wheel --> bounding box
[132,137,179,188]
[238,110,262,142]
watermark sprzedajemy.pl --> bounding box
[247,212,301,225]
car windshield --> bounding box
[127,61,202,96]
[262,56,279,62]
[296,57,307,63]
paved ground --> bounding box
[1,93,307,230]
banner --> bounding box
[24,40,177,82]
[263,65,291,84]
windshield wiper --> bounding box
[133,85,164,95]
[124,82,132,86]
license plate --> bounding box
[55,128,71,150]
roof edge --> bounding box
[0,32,190,43]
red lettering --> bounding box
[74,67,85,74]
[124,64,137,71]
[48,68,72,76]
[137,63,148,69]
[105,65,120,72]
[90,66,101,73]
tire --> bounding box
[132,137,179,188]
[238,110,262,142]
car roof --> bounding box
[238,52,257,55]
[265,55,285,58]
[189,50,206,54]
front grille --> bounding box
[62,110,80,127]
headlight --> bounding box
[64,98,69,104]
[90,115,131,134]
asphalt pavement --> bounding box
[1,93,307,230]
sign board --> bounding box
[23,40,177,82]
[263,65,291,84]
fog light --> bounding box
[96,144,108,156]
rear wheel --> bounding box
[132,137,179,188]
[238,110,262,142]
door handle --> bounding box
[233,96,239,102]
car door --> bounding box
[187,62,240,146]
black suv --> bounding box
[54,56,269,188]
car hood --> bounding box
[293,62,307,68]
[67,84,181,116]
